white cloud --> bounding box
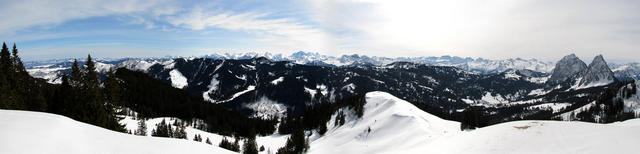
[165,7,330,55]
[307,0,640,61]
[0,0,177,35]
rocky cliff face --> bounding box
[547,54,587,84]
[578,55,617,87]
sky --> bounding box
[1,0,639,62]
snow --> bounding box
[480,92,507,104]
[202,74,220,103]
[219,85,256,103]
[308,92,640,154]
[304,86,317,99]
[270,77,284,85]
[527,103,572,113]
[27,66,67,84]
[162,59,176,69]
[169,69,188,89]
[526,76,550,84]
[316,84,329,96]
[504,70,521,80]
[557,101,597,120]
[528,88,552,96]
[309,91,460,154]
[0,109,236,154]
[119,114,288,154]
[416,119,640,154]
[573,78,614,90]
[245,96,288,118]
[342,83,356,93]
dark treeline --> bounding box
[278,94,366,135]
[273,94,365,154]
[575,81,638,123]
[0,43,124,131]
[113,68,276,137]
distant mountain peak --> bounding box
[577,54,616,87]
[547,53,587,84]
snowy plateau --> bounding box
[2,92,640,154]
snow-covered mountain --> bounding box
[0,109,236,154]
[611,62,640,81]
[265,51,556,74]
[577,55,617,87]
[546,54,619,90]
[23,54,637,121]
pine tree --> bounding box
[277,128,309,154]
[11,43,25,73]
[0,42,15,109]
[232,137,241,152]
[193,134,202,142]
[152,119,170,137]
[70,59,81,86]
[135,119,147,136]
[243,137,259,154]
[173,124,187,139]
[0,42,12,77]
[104,68,122,106]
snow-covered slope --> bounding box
[0,110,236,154]
[309,91,460,154]
[309,91,640,154]
[419,119,640,154]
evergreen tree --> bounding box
[70,59,81,86]
[232,137,241,152]
[104,68,122,106]
[277,128,309,154]
[243,137,258,154]
[0,43,12,108]
[219,137,239,152]
[11,43,25,73]
[0,43,12,77]
[135,119,147,136]
[193,134,202,142]
[173,124,187,139]
[151,119,170,137]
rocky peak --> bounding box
[547,53,587,84]
[578,55,616,86]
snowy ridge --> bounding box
[0,109,236,154]
[309,91,460,154]
[309,92,640,154]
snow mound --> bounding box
[0,110,236,154]
[309,91,459,154]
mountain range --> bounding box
[22,52,640,125]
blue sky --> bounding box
[2,0,640,62]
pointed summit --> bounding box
[577,54,616,86]
[547,53,587,84]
